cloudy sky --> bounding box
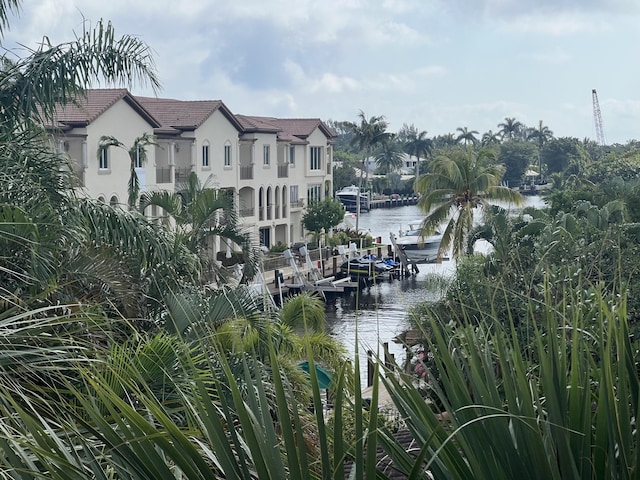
[4,0,640,144]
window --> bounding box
[307,184,322,204]
[263,145,270,165]
[310,146,322,170]
[289,145,295,165]
[134,147,143,168]
[290,185,299,204]
[224,144,232,167]
[99,146,109,170]
[202,143,210,168]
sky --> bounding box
[4,0,640,144]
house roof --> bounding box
[236,115,337,144]
[136,96,243,133]
[48,89,160,130]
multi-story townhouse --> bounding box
[234,115,335,248]
[48,89,161,206]
[48,89,336,254]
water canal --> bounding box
[326,196,546,383]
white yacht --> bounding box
[392,223,443,263]
[336,185,369,212]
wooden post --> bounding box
[367,350,374,387]
[332,256,337,275]
[384,342,393,369]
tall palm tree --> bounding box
[403,127,432,191]
[373,135,404,175]
[527,120,554,181]
[455,127,479,147]
[527,120,554,149]
[98,133,158,210]
[344,110,390,230]
[139,172,260,285]
[415,146,524,260]
[497,117,523,141]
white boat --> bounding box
[392,223,443,263]
[336,185,369,212]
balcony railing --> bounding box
[277,164,288,178]
[290,199,304,209]
[240,165,254,180]
[240,208,255,217]
[175,167,192,184]
[156,167,172,184]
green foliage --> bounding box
[302,198,346,238]
[541,136,584,174]
[497,140,537,186]
[332,161,358,190]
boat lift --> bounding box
[282,246,358,297]
[389,233,419,276]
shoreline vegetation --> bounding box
[5,2,640,476]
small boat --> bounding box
[392,223,444,264]
[336,185,370,212]
[340,254,397,278]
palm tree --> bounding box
[455,127,479,146]
[481,130,502,146]
[0,19,160,134]
[139,172,260,285]
[415,146,524,260]
[344,110,390,230]
[527,120,554,181]
[373,135,404,175]
[98,133,158,210]
[527,120,554,149]
[497,117,523,141]
[403,127,432,191]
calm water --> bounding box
[326,196,546,382]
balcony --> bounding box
[277,164,288,178]
[290,199,304,209]
[175,167,192,183]
[240,165,254,180]
[240,207,254,217]
[156,167,172,184]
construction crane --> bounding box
[592,89,606,146]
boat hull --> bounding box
[393,232,443,264]
[337,195,369,212]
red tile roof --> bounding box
[49,89,160,128]
[236,115,337,143]
[136,96,243,132]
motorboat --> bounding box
[336,185,370,212]
[340,254,398,278]
[392,223,444,263]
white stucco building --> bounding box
[48,89,336,251]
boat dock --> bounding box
[257,241,434,302]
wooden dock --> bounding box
[259,243,420,302]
